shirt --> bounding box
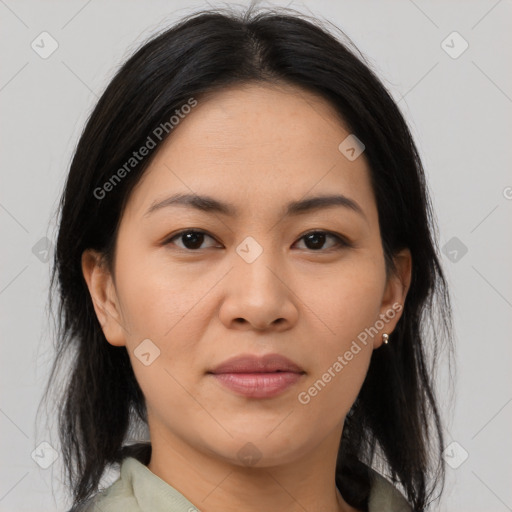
[72,456,412,512]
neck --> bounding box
[146,424,360,512]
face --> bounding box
[82,82,411,469]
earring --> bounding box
[382,333,389,345]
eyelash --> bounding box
[164,229,352,253]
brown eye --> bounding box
[166,230,218,250]
[165,229,351,252]
[294,231,350,251]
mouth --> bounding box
[207,353,306,398]
[209,353,304,374]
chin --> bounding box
[199,430,313,469]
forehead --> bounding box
[123,83,376,223]
[166,82,351,155]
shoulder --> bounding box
[66,494,100,512]
[367,467,413,512]
[66,460,138,512]
[66,495,98,512]
[67,483,139,512]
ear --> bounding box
[374,248,412,348]
[81,249,127,347]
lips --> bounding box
[209,353,304,375]
[208,353,305,399]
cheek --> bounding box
[114,245,209,342]
[297,291,377,430]
[292,259,385,413]
[116,240,385,360]
[114,249,214,409]
[303,259,385,347]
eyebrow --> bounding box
[144,192,366,221]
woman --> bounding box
[42,5,453,512]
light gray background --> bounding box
[1,0,511,511]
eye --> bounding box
[165,229,350,252]
[166,230,219,251]
[293,230,350,251]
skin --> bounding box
[82,82,411,512]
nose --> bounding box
[218,246,299,332]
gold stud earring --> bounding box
[382,333,389,345]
